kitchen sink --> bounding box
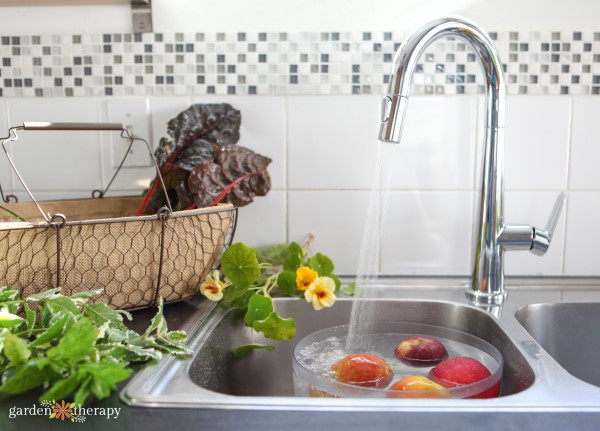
[189,299,532,397]
[515,302,600,388]
[121,278,600,411]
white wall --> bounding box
[0,0,599,34]
[2,94,598,276]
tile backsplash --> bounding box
[1,30,600,98]
[1,29,599,277]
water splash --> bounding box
[346,141,396,353]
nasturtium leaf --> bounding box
[232,290,254,309]
[3,333,31,365]
[308,253,334,276]
[252,312,296,341]
[277,271,298,296]
[328,274,342,293]
[265,243,290,262]
[243,294,273,327]
[48,318,97,362]
[71,289,104,299]
[221,243,260,287]
[342,281,357,296]
[233,343,276,358]
[283,242,304,272]
[0,311,24,328]
[222,284,250,302]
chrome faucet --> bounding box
[378,17,565,307]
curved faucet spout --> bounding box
[378,17,564,308]
[379,17,505,144]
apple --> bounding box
[330,353,393,388]
[388,375,450,398]
[394,335,448,365]
[428,356,500,398]
[308,386,336,398]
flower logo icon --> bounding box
[49,400,76,422]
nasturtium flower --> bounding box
[304,276,336,311]
[296,266,318,291]
[199,270,230,301]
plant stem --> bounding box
[0,205,25,221]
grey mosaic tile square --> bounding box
[0,30,599,96]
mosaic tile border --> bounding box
[0,31,599,97]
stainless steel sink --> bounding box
[121,277,600,412]
[190,299,533,397]
[515,302,600,388]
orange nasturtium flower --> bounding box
[199,270,231,301]
[304,276,336,311]
[296,266,318,291]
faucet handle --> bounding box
[531,192,567,256]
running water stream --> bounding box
[345,141,397,353]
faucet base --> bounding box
[465,288,507,306]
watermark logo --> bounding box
[44,400,85,423]
[8,400,121,423]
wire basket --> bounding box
[0,122,237,310]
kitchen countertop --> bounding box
[2,277,600,431]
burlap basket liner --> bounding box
[0,196,236,310]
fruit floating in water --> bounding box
[389,375,450,398]
[394,335,448,365]
[428,356,500,398]
[330,353,393,388]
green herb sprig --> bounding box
[0,287,191,405]
[199,237,355,357]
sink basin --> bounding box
[122,296,538,408]
[515,302,600,388]
[190,299,532,397]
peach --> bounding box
[330,353,393,388]
[389,375,450,398]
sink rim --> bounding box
[121,280,600,412]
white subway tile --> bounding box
[99,98,155,193]
[504,96,571,190]
[287,96,380,190]
[288,190,371,274]
[380,191,474,275]
[564,191,600,275]
[232,191,286,249]
[504,191,566,275]
[7,98,102,193]
[388,96,477,190]
[191,96,286,190]
[569,97,600,190]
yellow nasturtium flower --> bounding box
[296,266,318,291]
[304,276,336,311]
[199,270,231,301]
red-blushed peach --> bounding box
[394,336,448,365]
[428,356,500,398]
[388,375,450,398]
[330,353,393,388]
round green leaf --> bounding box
[283,242,304,272]
[233,343,275,358]
[221,243,261,287]
[277,271,298,296]
[308,253,334,276]
[252,312,296,341]
[244,294,273,327]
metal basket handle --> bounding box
[1,122,172,224]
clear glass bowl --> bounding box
[293,321,503,399]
